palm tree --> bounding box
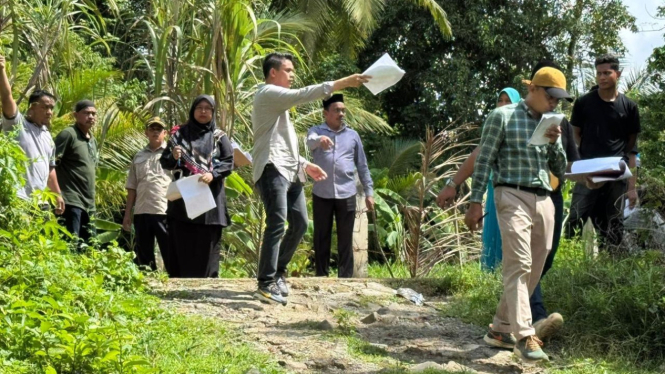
[268,0,452,57]
[4,0,114,104]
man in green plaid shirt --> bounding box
[465,67,570,362]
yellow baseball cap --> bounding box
[530,67,573,102]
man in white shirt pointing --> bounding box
[251,52,370,305]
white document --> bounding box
[528,113,565,146]
[623,198,637,218]
[231,141,252,167]
[165,174,216,219]
[362,53,405,95]
[565,157,633,183]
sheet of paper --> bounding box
[566,157,623,175]
[231,141,252,167]
[362,53,405,95]
[528,113,565,146]
[174,174,217,219]
[589,164,632,183]
[623,198,637,218]
[564,156,633,183]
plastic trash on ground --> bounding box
[396,288,424,306]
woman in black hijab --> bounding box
[160,95,234,278]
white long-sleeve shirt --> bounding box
[251,82,333,183]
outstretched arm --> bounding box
[0,55,18,122]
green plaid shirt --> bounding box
[470,101,567,203]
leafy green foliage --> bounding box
[358,0,635,139]
[0,131,281,373]
[411,238,665,370]
[0,130,27,207]
[0,211,149,372]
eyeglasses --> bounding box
[147,127,165,132]
[195,106,213,112]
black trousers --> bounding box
[313,194,356,278]
[60,205,95,251]
[133,214,169,272]
[255,164,308,287]
[566,180,627,249]
[168,218,222,278]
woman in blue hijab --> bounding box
[497,88,520,107]
[436,87,521,270]
[481,87,521,269]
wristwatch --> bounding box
[446,178,457,189]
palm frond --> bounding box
[370,138,422,177]
[411,0,452,38]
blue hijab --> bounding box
[498,87,521,104]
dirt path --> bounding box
[151,278,546,374]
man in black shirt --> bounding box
[566,55,640,250]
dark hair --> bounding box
[262,52,294,79]
[28,90,56,105]
[594,54,620,71]
[530,60,562,79]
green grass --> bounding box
[370,239,665,374]
[135,314,283,374]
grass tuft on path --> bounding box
[369,239,665,373]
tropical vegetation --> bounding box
[1,0,664,372]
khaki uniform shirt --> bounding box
[126,143,171,215]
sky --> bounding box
[619,0,665,72]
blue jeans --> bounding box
[255,164,308,287]
[529,191,564,322]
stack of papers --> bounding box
[166,175,217,219]
[231,141,252,167]
[362,53,405,95]
[565,157,633,183]
[528,113,565,146]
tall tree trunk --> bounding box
[565,0,585,76]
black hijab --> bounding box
[180,95,216,165]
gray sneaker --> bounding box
[484,328,517,349]
[253,283,287,306]
[276,274,289,297]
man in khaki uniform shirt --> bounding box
[123,117,172,271]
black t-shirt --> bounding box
[561,117,580,164]
[571,90,640,160]
[553,117,580,194]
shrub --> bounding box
[0,132,282,373]
[429,238,665,369]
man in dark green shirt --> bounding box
[55,100,98,249]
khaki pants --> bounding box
[492,186,554,341]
